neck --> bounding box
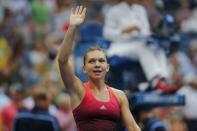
[89,79,106,91]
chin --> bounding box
[93,76,103,79]
[90,75,103,80]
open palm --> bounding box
[70,6,86,26]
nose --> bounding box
[95,60,100,67]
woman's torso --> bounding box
[73,82,121,131]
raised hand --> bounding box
[70,6,86,26]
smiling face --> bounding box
[83,48,109,80]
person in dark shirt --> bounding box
[13,89,61,131]
[134,107,167,131]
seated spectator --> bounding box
[169,40,196,89]
[1,83,26,131]
[134,107,167,131]
[103,0,176,93]
[101,0,120,18]
[175,0,192,27]
[31,0,52,39]
[22,84,58,115]
[139,0,162,31]
[170,117,187,131]
[181,7,197,33]
[53,0,74,37]
[0,84,10,111]
[13,87,61,131]
[54,93,77,131]
[0,36,11,84]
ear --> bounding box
[106,64,110,72]
[83,65,86,73]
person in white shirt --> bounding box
[103,0,176,93]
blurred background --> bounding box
[0,0,197,131]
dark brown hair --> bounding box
[83,46,108,65]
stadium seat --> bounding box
[79,22,103,42]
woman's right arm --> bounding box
[57,6,86,104]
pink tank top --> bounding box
[73,82,121,131]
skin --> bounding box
[58,6,141,131]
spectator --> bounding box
[0,36,11,84]
[0,84,10,110]
[13,87,61,131]
[103,0,176,93]
[54,93,77,131]
[29,39,49,76]
[53,0,74,37]
[1,83,26,131]
[175,0,192,27]
[101,0,120,18]
[31,0,52,39]
[169,117,187,131]
[22,83,58,115]
[181,6,197,33]
[169,40,196,89]
[134,107,167,131]
[8,37,31,84]
[139,0,162,31]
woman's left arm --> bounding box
[117,90,141,131]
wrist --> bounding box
[66,25,78,33]
[69,25,78,30]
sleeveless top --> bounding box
[73,82,121,131]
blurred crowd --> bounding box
[0,0,197,131]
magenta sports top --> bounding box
[73,82,121,131]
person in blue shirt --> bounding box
[13,90,61,131]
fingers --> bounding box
[78,6,83,14]
[73,6,86,15]
[82,7,87,16]
[75,6,80,14]
[71,8,74,15]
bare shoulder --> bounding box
[111,88,125,96]
[111,88,128,104]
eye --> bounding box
[99,59,106,63]
[88,59,95,63]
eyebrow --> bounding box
[88,57,106,60]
